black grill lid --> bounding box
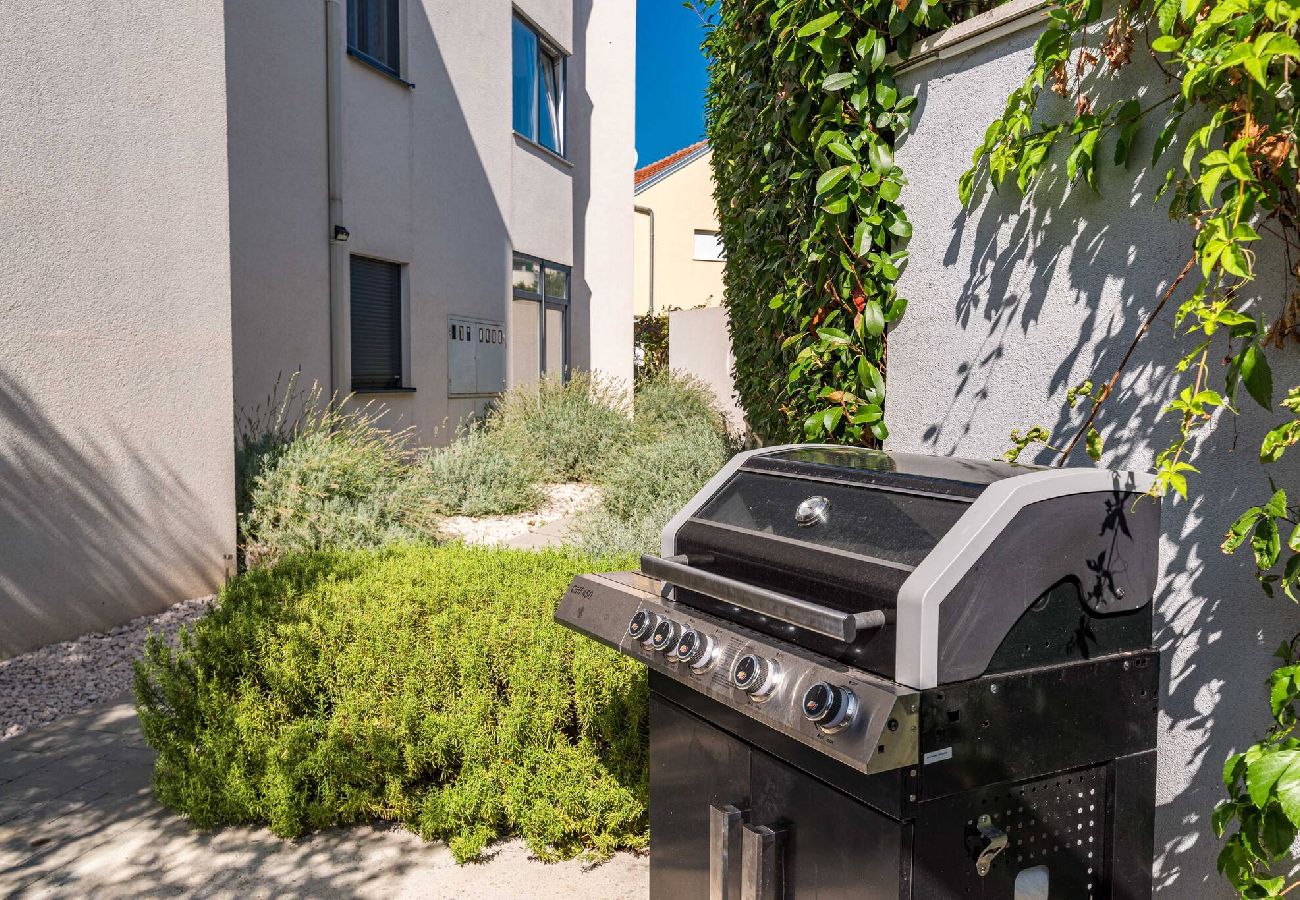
[747,447,1042,500]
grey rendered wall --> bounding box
[0,0,236,657]
[669,307,745,434]
[227,0,633,443]
[891,11,1300,895]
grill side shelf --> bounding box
[556,572,919,775]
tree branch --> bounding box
[1055,253,1198,466]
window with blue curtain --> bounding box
[511,15,565,156]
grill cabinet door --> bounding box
[748,749,908,899]
[650,695,751,900]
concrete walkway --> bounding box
[0,700,648,898]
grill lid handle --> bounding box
[640,554,889,643]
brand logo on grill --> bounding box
[794,495,830,527]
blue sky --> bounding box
[635,2,710,167]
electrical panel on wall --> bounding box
[448,316,506,397]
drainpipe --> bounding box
[325,0,349,397]
[634,205,655,315]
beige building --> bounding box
[633,141,723,315]
[0,0,635,658]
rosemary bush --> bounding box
[133,544,647,863]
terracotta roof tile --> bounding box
[634,140,708,188]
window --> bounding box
[350,256,404,390]
[693,230,725,262]
[512,15,565,155]
[511,252,569,384]
[348,0,401,76]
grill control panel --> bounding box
[558,570,919,775]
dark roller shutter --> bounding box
[350,256,403,390]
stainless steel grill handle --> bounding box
[709,804,746,900]
[741,824,783,900]
[641,554,889,643]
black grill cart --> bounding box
[557,447,1160,899]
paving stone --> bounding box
[0,700,648,899]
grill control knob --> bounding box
[673,629,716,671]
[650,619,680,652]
[627,610,659,644]
[801,682,857,732]
[732,653,780,699]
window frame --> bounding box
[348,0,402,79]
[511,13,567,158]
[349,254,411,393]
[512,252,570,381]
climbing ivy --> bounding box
[961,0,1300,893]
[701,0,948,444]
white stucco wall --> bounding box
[891,10,1300,895]
[0,0,236,657]
[572,0,636,387]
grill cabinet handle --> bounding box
[741,824,783,900]
[640,554,889,643]
[710,803,746,900]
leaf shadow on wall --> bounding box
[0,369,228,657]
[896,30,1300,897]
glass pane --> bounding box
[543,266,568,301]
[693,230,724,261]
[695,472,969,567]
[511,299,541,387]
[545,305,565,376]
[512,18,538,139]
[513,256,539,294]
[538,50,563,153]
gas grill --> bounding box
[556,446,1160,899]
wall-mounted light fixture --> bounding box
[333,224,350,242]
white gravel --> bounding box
[1,486,596,744]
[436,482,600,546]
[0,596,211,742]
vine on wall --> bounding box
[700,0,947,444]
[961,0,1300,893]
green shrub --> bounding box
[133,544,646,862]
[598,425,729,524]
[240,400,435,569]
[489,373,631,482]
[413,426,544,517]
[631,370,731,444]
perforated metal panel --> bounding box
[912,765,1110,898]
[447,316,505,397]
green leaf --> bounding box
[796,12,839,37]
[862,301,886,336]
[815,166,851,196]
[823,406,844,433]
[827,141,857,162]
[1151,35,1182,53]
[853,221,874,257]
[1265,489,1288,518]
[1249,749,1300,808]
[878,179,903,203]
[1241,344,1274,410]
[1254,516,1282,571]
[1278,760,1300,826]
[1085,426,1104,462]
[822,72,856,92]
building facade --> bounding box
[229,0,635,441]
[0,0,635,658]
[633,141,722,316]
